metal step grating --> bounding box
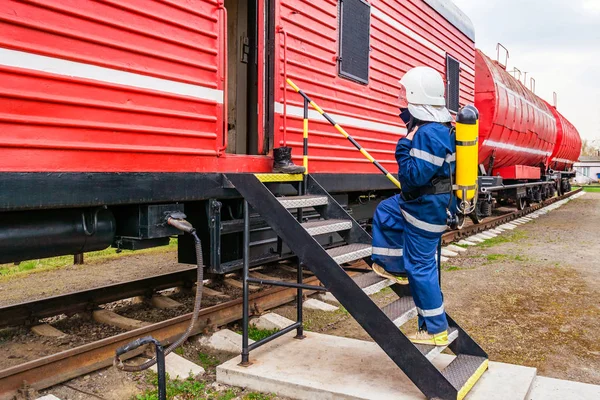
[353,271,393,295]
[301,219,352,236]
[381,296,417,327]
[416,327,459,361]
[277,195,328,209]
[442,354,489,392]
[326,243,372,265]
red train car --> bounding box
[475,49,558,181]
[548,105,582,173]
[0,0,478,265]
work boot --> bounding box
[372,263,409,285]
[408,330,449,346]
[273,147,306,174]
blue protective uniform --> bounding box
[372,122,455,334]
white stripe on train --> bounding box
[0,47,224,103]
[274,102,408,136]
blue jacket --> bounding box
[395,123,456,237]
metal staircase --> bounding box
[226,173,488,400]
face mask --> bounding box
[399,108,412,125]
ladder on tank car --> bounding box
[225,172,489,400]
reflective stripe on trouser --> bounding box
[372,195,448,334]
[372,195,405,274]
[403,221,447,334]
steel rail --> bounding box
[0,189,582,398]
[0,272,359,400]
[0,189,582,329]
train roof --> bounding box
[424,0,475,42]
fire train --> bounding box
[0,0,581,271]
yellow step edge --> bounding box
[254,173,304,183]
[457,359,489,400]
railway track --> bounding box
[0,188,582,399]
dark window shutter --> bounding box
[446,55,460,113]
[339,0,371,84]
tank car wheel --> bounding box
[468,206,484,224]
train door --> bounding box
[224,0,271,155]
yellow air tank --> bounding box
[455,105,479,208]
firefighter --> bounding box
[372,66,455,346]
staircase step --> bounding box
[278,195,328,209]
[326,243,372,265]
[254,173,303,183]
[442,354,489,399]
[381,297,417,327]
[353,271,393,295]
[415,327,459,361]
[301,219,352,236]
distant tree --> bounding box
[581,139,600,157]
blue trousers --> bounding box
[372,195,448,334]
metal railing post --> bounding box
[303,97,309,192]
[240,200,251,366]
[286,78,401,189]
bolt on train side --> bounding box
[0,0,580,268]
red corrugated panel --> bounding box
[547,104,582,171]
[0,0,223,172]
[475,50,557,173]
[276,0,476,174]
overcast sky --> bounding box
[452,0,600,145]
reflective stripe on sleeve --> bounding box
[372,247,403,257]
[417,304,445,317]
[409,148,446,167]
[401,210,447,233]
[445,153,456,162]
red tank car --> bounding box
[547,104,582,172]
[475,49,558,180]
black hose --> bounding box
[115,230,204,372]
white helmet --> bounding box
[399,66,447,107]
[398,66,452,123]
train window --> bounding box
[446,54,460,113]
[338,0,371,84]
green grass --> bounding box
[582,186,600,192]
[476,231,527,248]
[444,265,463,271]
[0,238,177,280]
[243,393,276,400]
[198,352,220,369]
[485,253,527,263]
[237,326,280,342]
[135,373,237,400]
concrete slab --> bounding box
[479,232,497,239]
[528,376,600,400]
[251,313,295,330]
[31,324,66,338]
[441,248,458,257]
[217,332,536,400]
[500,224,517,230]
[458,240,477,246]
[195,329,254,354]
[490,229,504,234]
[36,395,62,400]
[150,352,205,379]
[468,235,486,243]
[317,292,340,304]
[446,244,467,253]
[303,298,339,312]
